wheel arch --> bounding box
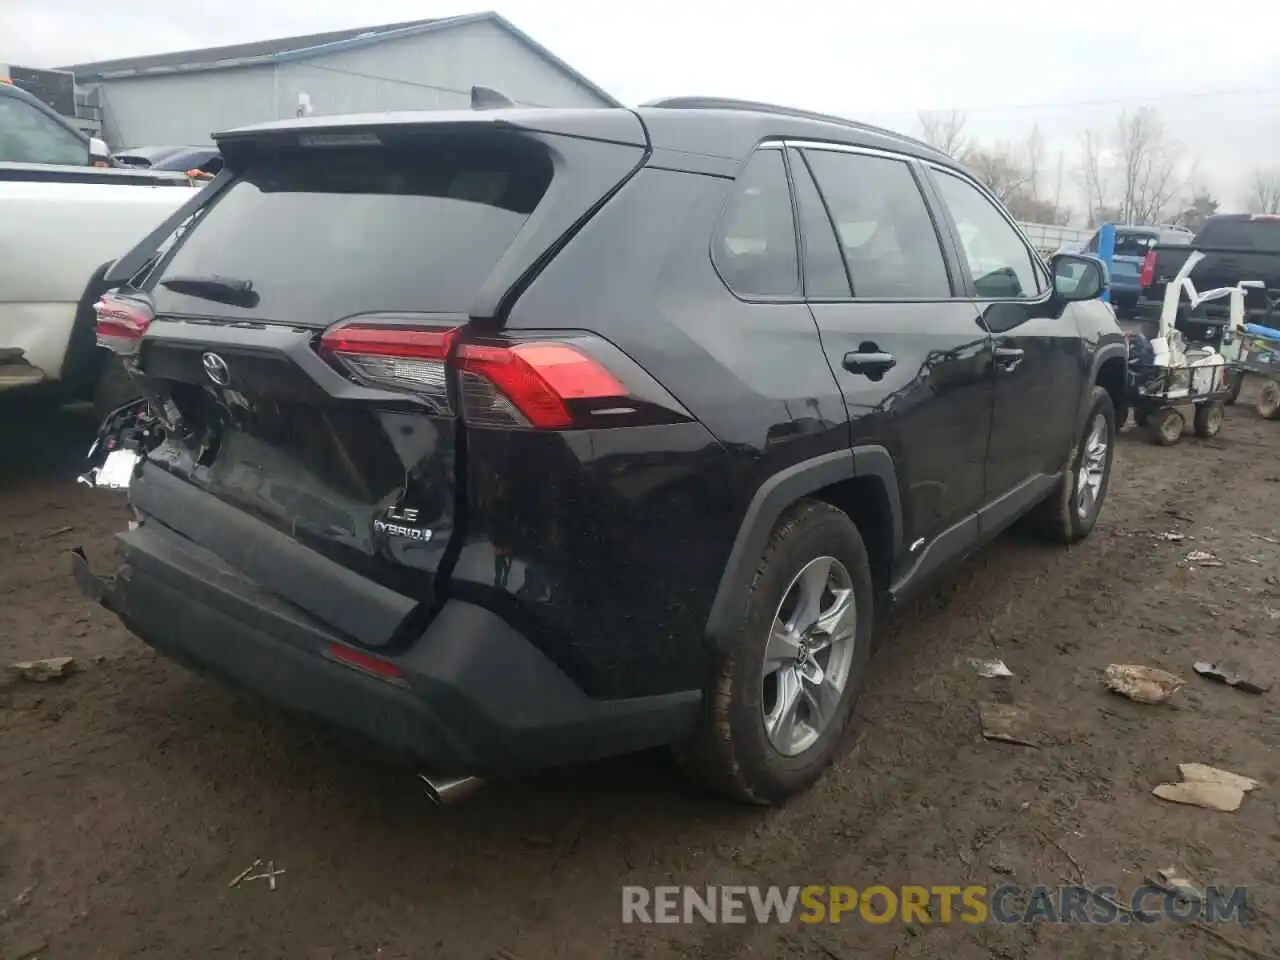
[704,446,903,653]
[1081,342,1127,435]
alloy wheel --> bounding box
[1076,413,1109,520]
[761,556,858,757]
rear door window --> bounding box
[155,141,554,322]
[712,149,800,299]
[788,150,852,298]
[801,149,952,299]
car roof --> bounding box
[212,97,960,172]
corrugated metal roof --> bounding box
[62,17,444,76]
[60,12,619,106]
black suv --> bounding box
[75,97,1126,805]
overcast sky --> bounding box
[4,0,1277,215]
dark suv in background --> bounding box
[75,97,1126,805]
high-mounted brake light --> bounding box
[1139,250,1158,288]
[457,341,627,429]
[94,292,154,356]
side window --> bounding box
[1084,232,1100,253]
[802,149,952,299]
[933,171,1045,299]
[0,96,89,166]
[712,149,800,298]
[788,149,851,298]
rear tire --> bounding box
[1225,369,1245,406]
[1147,408,1184,445]
[93,354,141,422]
[1258,380,1280,421]
[1193,401,1225,438]
[1033,386,1115,544]
[676,500,874,805]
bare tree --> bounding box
[918,110,968,157]
[1077,129,1110,227]
[1115,107,1182,224]
[1247,168,1280,214]
[963,143,1033,205]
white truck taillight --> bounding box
[94,292,155,356]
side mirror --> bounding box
[1051,253,1107,302]
[89,136,111,167]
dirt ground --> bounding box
[3,387,1280,960]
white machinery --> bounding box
[1129,250,1265,444]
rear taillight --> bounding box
[1139,250,1158,288]
[94,291,154,356]
[318,320,459,414]
[318,320,679,430]
[456,341,627,429]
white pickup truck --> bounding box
[0,80,196,412]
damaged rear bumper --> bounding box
[70,516,700,778]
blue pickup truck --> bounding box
[1076,224,1194,314]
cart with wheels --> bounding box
[1125,250,1267,444]
[1232,322,1280,420]
[1130,358,1234,445]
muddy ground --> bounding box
[2,387,1279,960]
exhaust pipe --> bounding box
[419,773,486,806]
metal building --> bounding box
[61,12,618,150]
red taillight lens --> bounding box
[1139,250,1158,288]
[316,320,633,430]
[325,641,405,682]
[318,320,459,413]
[94,292,154,356]
[457,341,627,429]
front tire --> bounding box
[677,501,874,805]
[1147,407,1184,445]
[1034,386,1115,544]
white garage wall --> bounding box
[94,67,275,147]
[91,19,611,149]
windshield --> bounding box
[154,140,554,323]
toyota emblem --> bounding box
[202,351,230,386]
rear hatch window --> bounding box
[153,140,553,324]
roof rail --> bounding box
[640,96,940,155]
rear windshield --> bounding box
[1195,217,1280,252]
[1113,230,1159,257]
[154,141,553,321]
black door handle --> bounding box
[843,350,896,375]
[994,346,1024,371]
